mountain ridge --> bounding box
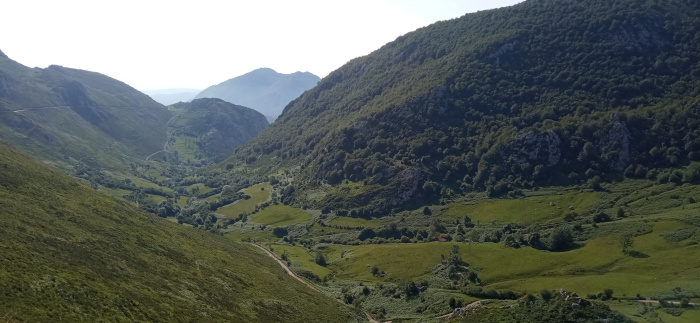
[227,0,700,211]
[195,68,320,122]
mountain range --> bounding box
[194,68,320,123]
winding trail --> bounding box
[250,243,390,323]
[250,243,321,293]
[12,106,70,113]
[145,111,181,161]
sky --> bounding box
[1,0,524,90]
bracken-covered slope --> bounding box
[0,51,171,170]
[195,68,320,122]
[0,140,361,322]
[168,98,269,162]
[228,0,700,212]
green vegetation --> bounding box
[250,204,312,227]
[225,0,700,214]
[216,182,271,218]
[329,217,382,228]
[172,135,201,161]
[167,98,268,163]
[444,191,599,224]
[0,141,361,322]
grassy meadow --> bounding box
[216,182,271,218]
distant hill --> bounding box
[0,51,171,170]
[143,88,200,105]
[166,98,268,163]
[0,139,362,322]
[194,68,320,122]
[228,0,700,211]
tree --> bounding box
[619,233,633,253]
[548,226,574,251]
[273,227,288,238]
[314,252,327,266]
[602,288,614,300]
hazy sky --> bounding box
[1,0,523,90]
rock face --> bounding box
[598,112,631,171]
[511,130,562,166]
[385,168,426,207]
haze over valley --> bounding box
[1,0,699,322]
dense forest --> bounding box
[227,0,700,212]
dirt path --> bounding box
[12,106,70,113]
[250,243,321,293]
[145,112,181,161]
[252,243,388,323]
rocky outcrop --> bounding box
[384,168,426,207]
[597,112,631,171]
[510,130,562,166]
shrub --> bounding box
[548,226,574,251]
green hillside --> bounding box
[164,98,268,163]
[227,0,700,212]
[0,51,171,170]
[0,140,361,322]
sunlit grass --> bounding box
[216,182,270,218]
[250,204,311,227]
[444,190,599,224]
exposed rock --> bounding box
[597,112,631,171]
[511,130,561,166]
[612,23,666,52]
[385,168,426,207]
[571,303,581,310]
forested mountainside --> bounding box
[0,140,361,322]
[227,0,700,212]
[168,98,269,162]
[194,68,320,122]
[0,50,171,170]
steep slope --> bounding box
[194,68,320,122]
[143,88,199,105]
[0,51,171,170]
[167,98,268,163]
[228,0,700,212]
[0,140,361,322]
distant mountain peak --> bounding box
[194,68,320,120]
[0,49,6,58]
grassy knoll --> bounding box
[329,216,382,228]
[444,190,599,224]
[250,204,311,227]
[216,182,271,218]
[271,244,332,278]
